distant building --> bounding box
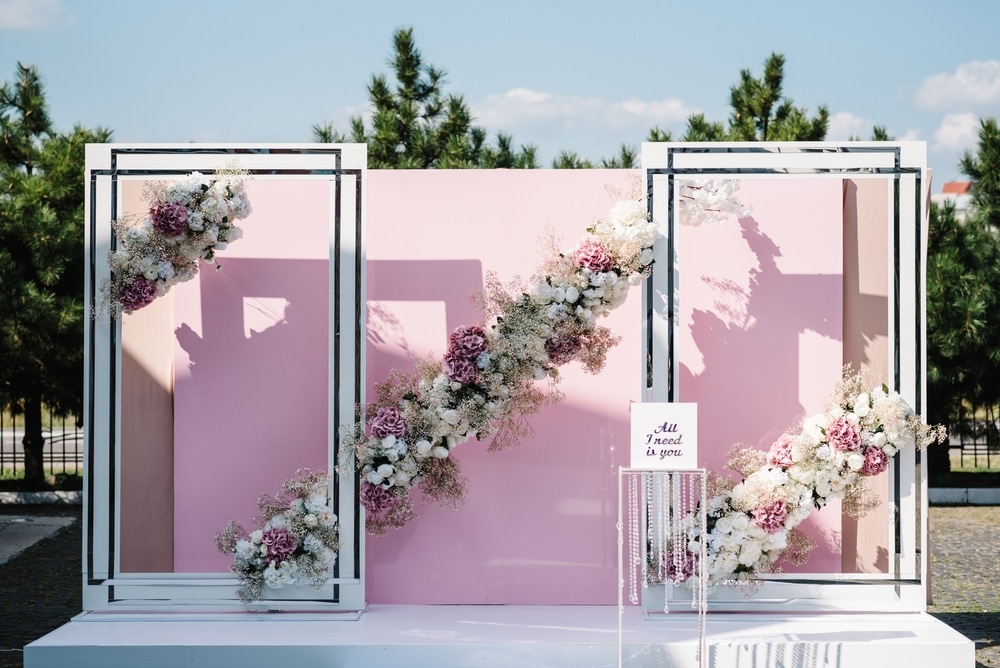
[930,181,972,221]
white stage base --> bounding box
[25,605,973,668]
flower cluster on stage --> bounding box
[342,197,664,535]
[99,169,252,316]
[652,368,945,587]
[215,469,339,604]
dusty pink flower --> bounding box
[368,406,406,439]
[443,353,479,385]
[666,551,699,584]
[752,500,787,534]
[545,333,582,365]
[860,446,889,476]
[767,433,795,469]
[448,325,488,358]
[120,276,158,312]
[149,202,189,237]
[574,239,615,273]
[261,526,297,565]
[827,417,862,452]
[360,481,398,515]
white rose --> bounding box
[250,530,263,543]
[854,393,870,417]
[415,439,432,456]
[564,286,579,303]
[431,445,449,458]
[303,514,318,527]
[847,453,865,471]
[738,541,762,567]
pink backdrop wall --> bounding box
[364,170,640,604]
[124,169,893,600]
[173,180,331,572]
[676,178,845,572]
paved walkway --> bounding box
[0,504,997,668]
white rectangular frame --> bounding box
[641,141,928,612]
[83,144,367,612]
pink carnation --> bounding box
[261,526,297,565]
[573,239,615,273]
[827,417,862,452]
[443,353,479,385]
[360,481,398,515]
[149,202,189,237]
[448,325,488,359]
[545,333,583,365]
[860,446,889,476]
[120,276,158,312]
[368,406,406,440]
[767,433,795,469]
[752,500,787,534]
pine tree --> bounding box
[0,63,112,488]
[927,116,1000,474]
[669,53,828,143]
[313,28,537,169]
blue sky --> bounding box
[1,0,998,185]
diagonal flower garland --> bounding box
[98,169,252,317]
[341,181,750,536]
[646,367,946,589]
[340,177,945,589]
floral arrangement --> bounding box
[99,168,252,316]
[678,179,750,226]
[215,469,339,604]
[342,180,749,536]
[653,367,946,588]
[342,198,662,535]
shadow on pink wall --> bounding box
[173,258,329,572]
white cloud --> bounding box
[470,88,696,161]
[915,61,1000,111]
[473,88,693,132]
[826,111,872,140]
[0,0,70,29]
[933,113,979,152]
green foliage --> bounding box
[600,144,638,169]
[550,150,594,169]
[314,28,537,169]
[646,126,673,143]
[849,125,895,141]
[927,117,1000,462]
[0,63,112,487]
[960,117,1000,227]
[926,199,1000,425]
[675,53,828,142]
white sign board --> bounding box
[630,402,698,470]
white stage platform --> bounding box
[25,604,974,668]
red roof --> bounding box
[942,181,971,194]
